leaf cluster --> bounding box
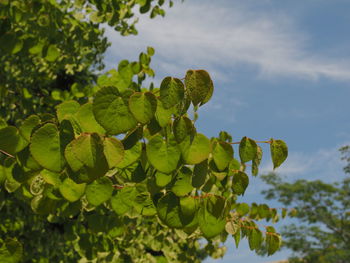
[0,66,288,262]
[0,0,171,124]
[0,1,290,262]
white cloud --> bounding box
[260,143,350,182]
[105,0,350,82]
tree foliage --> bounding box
[0,0,289,262]
[261,147,350,263]
[0,0,168,124]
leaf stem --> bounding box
[0,149,15,158]
[112,184,124,189]
[229,140,271,145]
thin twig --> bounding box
[112,185,124,190]
[0,149,15,158]
[229,140,271,145]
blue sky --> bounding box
[104,0,350,262]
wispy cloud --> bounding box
[260,143,349,182]
[105,0,350,82]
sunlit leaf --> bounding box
[147,134,181,173]
[129,92,157,124]
[86,177,113,206]
[239,137,257,163]
[30,123,64,172]
[159,77,184,109]
[59,178,86,202]
[93,86,137,135]
[185,70,213,106]
[270,139,288,169]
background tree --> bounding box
[261,147,350,263]
[0,1,288,262]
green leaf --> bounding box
[28,41,44,55]
[5,173,21,193]
[110,187,137,215]
[16,147,41,171]
[249,203,259,218]
[180,133,210,165]
[228,158,241,174]
[266,233,281,255]
[130,163,146,183]
[219,131,232,143]
[0,238,23,263]
[239,137,257,163]
[155,100,173,127]
[155,172,172,187]
[46,44,60,62]
[19,115,41,142]
[31,195,56,214]
[87,214,124,237]
[106,216,125,238]
[0,126,27,155]
[212,141,233,171]
[159,77,184,109]
[207,195,225,217]
[232,171,249,195]
[39,113,55,123]
[236,203,250,216]
[117,62,134,91]
[0,118,7,129]
[71,134,97,168]
[116,141,142,168]
[93,86,137,135]
[121,126,143,150]
[179,196,198,227]
[270,139,288,169]
[171,167,193,196]
[59,178,86,202]
[198,200,226,239]
[133,192,157,216]
[185,70,213,106]
[86,177,113,206]
[209,160,227,181]
[248,228,263,250]
[146,134,181,173]
[173,116,194,143]
[40,169,61,187]
[76,103,105,134]
[258,204,271,219]
[110,193,131,216]
[12,39,23,54]
[192,160,208,188]
[11,164,31,183]
[64,140,84,172]
[71,134,108,173]
[147,46,155,56]
[103,137,124,168]
[128,92,157,124]
[281,208,287,219]
[157,192,183,228]
[30,123,65,172]
[59,120,75,149]
[252,146,262,176]
[233,229,241,248]
[56,100,80,123]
